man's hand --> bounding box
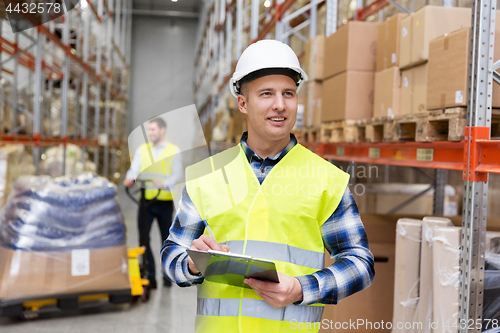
[187,235,230,275]
[244,272,304,308]
[153,179,165,190]
[123,178,134,187]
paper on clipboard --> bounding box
[186,249,280,288]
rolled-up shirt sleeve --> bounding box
[161,186,205,286]
[125,147,142,180]
[295,187,375,305]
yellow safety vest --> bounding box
[139,142,180,201]
[185,143,350,333]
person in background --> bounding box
[162,40,375,332]
[124,117,182,289]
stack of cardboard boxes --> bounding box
[321,21,378,122]
[303,6,499,142]
[427,10,500,110]
[303,36,325,129]
[373,14,407,118]
[399,6,471,115]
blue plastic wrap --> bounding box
[0,172,126,251]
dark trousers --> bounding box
[138,199,174,283]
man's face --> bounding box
[238,74,298,142]
[147,122,165,144]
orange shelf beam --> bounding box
[355,0,389,21]
[302,141,465,171]
[0,134,124,148]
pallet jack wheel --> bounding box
[140,285,150,302]
[20,312,39,321]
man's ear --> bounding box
[237,95,248,115]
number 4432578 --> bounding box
[5,2,62,14]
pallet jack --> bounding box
[0,182,158,320]
[125,179,162,302]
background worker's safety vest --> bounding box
[185,143,350,333]
[139,142,179,201]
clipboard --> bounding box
[186,249,280,288]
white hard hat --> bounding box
[229,39,308,98]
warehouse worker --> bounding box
[124,117,182,289]
[161,40,374,332]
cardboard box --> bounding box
[399,6,472,69]
[399,15,412,70]
[374,67,401,117]
[305,36,325,80]
[319,214,398,333]
[305,81,323,128]
[400,63,428,115]
[377,14,408,71]
[412,63,428,113]
[427,27,500,110]
[415,217,454,333]
[322,71,375,122]
[432,226,461,333]
[320,243,395,333]
[392,219,423,333]
[323,21,378,79]
[400,68,413,115]
[0,245,130,301]
[352,183,458,217]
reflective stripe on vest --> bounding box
[220,240,324,270]
[186,143,349,333]
[139,142,179,201]
[197,298,323,323]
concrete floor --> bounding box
[0,185,197,333]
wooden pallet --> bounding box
[391,108,466,142]
[351,119,368,143]
[320,120,360,143]
[365,116,395,143]
[492,109,500,139]
[293,127,320,143]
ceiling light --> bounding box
[172,0,178,2]
[264,0,270,7]
[81,0,88,9]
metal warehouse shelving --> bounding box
[0,0,132,181]
[194,0,499,327]
[193,0,399,130]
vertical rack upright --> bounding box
[0,0,132,182]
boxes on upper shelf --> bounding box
[376,13,408,72]
[400,63,428,115]
[427,27,500,110]
[321,71,375,122]
[374,67,401,118]
[305,81,323,128]
[305,36,325,81]
[323,21,378,79]
[399,6,472,69]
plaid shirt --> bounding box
[161,132,374,305]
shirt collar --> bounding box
[240,131,297,163]
[152,140,167,149]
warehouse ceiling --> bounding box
[132,0,200,14]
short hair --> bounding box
[149,117,167,129]
[240,81,249,100]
